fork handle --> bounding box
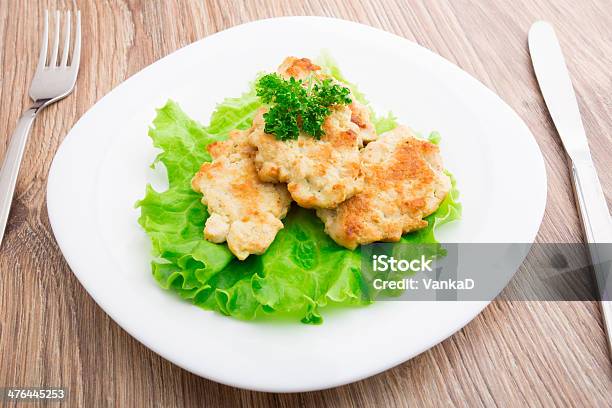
[0,104,43,247]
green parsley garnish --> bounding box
[255,73,352,140]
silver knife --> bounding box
[529,21,612,355]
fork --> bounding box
[0,10,81,248]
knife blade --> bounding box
[528,21,612,356]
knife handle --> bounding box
[571,159,612,350]
[572,159,612,244]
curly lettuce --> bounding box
[137,56,461,323]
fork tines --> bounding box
[37,9,81,72]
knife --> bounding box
[528,21,612,355]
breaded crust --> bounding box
[277,57,323,81]
[277,57,377,143]
[191,130,292,260]
[248,107,363,209]
[247,56,376,209]
[316,126,451,249]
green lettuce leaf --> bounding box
[137,55,462,324]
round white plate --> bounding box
[47,17,546,392]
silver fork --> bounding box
[0,10,81,247]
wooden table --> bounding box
[1,0,611,406]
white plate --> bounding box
[47,17,546,392]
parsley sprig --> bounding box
[255,73,352,140]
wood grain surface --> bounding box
[1,0,611,406]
